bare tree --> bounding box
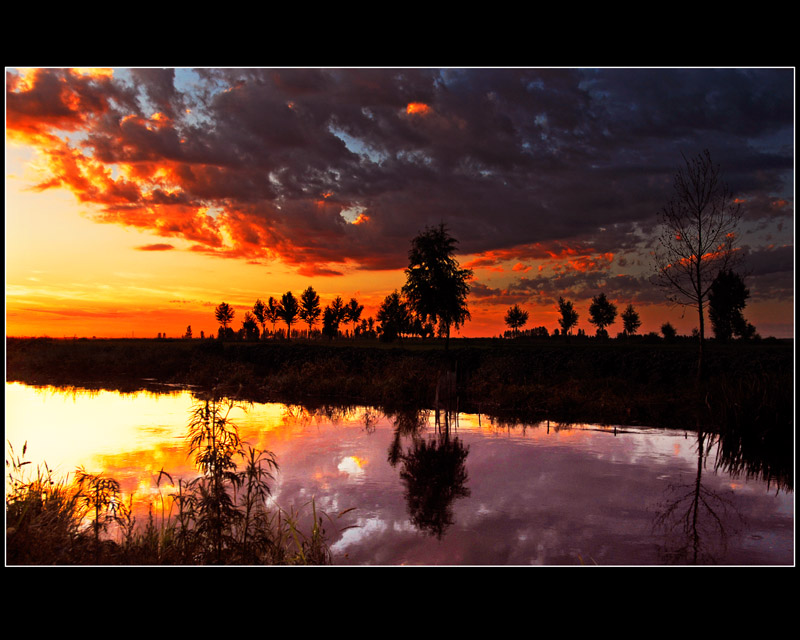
[653,150,742,379]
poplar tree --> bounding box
[298,286,322,336]
[402,224,472,350]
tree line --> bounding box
[209,223,473,347]
[212,291,370,341]
[199,150,754,354]
[505,150,757,351]
[504,267,756,343]
[504,294,645,340]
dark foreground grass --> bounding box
[6,336,793,564]
[6,393,354,565]
[6,335,794,431]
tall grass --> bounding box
[6,441,90,564]
[6,392,355,565]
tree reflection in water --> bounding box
[653,430,745,565]
[653,393,793,565]
[388,407,471,539]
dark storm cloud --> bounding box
[7,67,794,305]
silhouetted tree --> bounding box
[402,223,472,350]
[321,305,340,339]
[708,270,755,342]
[504,304,529,337]
[241,311,260,340]
[215,303,235,338]
[653,150,742,378]
[298,286,322,337]
[377,290,412,342]
[661,322,677,342]
[588,293,617,337]
[266,297,280,337]
[345,298,364,337]
[621,303,642,336]
[557,297,579,336]
[277,291,299,339]
[252,299,268,338]
[184,325,193,339]
[327,296,347,338]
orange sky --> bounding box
[5,68,793,339]
[5,169,756,340]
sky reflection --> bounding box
[5,382,793,565]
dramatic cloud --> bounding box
[7,67,794,315]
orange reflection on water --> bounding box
[5,383,391,522]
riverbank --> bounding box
[6,336,794,432]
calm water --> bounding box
[5,381,794,565]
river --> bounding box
[5,381,793,565]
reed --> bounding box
[6,441,89,564]
[6,393,355,565]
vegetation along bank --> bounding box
[6,335,793,432]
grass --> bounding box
[6,334,794,430]
[6,390,356,565]
[6,336,792,563]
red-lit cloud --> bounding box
[6,67,794,322]
[136,243,175,251]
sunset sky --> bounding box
[5,67,795,339]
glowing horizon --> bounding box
[5,68,794,340]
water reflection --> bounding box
[5,382,793,565]
[653,431,744,564]
[388,409,470,539]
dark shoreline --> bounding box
[6,335,794,431]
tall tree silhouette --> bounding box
[215,302,235,339]
[327,296,346,337]
[504,304,529,337]
[266,297,280,337]
[654,150,742,378]
[298,286,322,337]
[708,270,754,342]
[621,304,642,336]
[277,291,299,339]
[377,290,412,342]
[345,298,364,337]
[321,304,340,339]
[241,311,259,340]
[252,298,268,338]
[588,293,617,337]
[402,223,472,350]
[557,297,579,336]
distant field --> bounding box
[6,335,794,430]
